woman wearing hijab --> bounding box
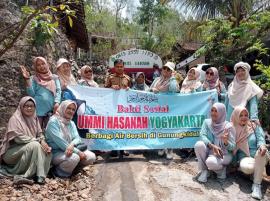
[150,61,179,94]
[180,67,202,93]
[20,57,61,129]
[78,65,99,87]
[226,62,263,121]
[56,58,77,90]
[55,58,78,102]
[231,106,269,200]
[132,72,149,91]
[202,67,227,103]
[45,100,96,178]
[0,97,52,184]
[150,61,179,160]
[194,103,236,183]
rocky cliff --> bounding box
[0,0,73,136]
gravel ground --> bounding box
[0,151,269,201]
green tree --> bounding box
[173,0,270,26]
[137,0,169,38]
[0,0,77,57]
[136,0,185,57]
[113,0,128,34]
[153,9,184,57]
[254,60,270,132]
[85,4,116,34]
[196,11,270,66]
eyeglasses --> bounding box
[23,104,35,109]
[206,71,214,76]
[84,70,92,74]
[162,67,171,72]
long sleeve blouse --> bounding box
[234,124,265,160]
[45,116,82,155]
[27,76,61,116]
[199,119,236,153]
[226,96,258,121]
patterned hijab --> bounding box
[56,58,77,88]
[203,67,220,90]
[132,72,149,91]
[228,62,263,108]
[0,96,42,162]
[231,106,255,156]
[78,65,99,87]
[53,100,77,143]
[33,57,56,96]
[180,68,201,93]
[150,72,172,92]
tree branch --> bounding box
[0,1,50,58]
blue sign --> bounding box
[68,86,218,150]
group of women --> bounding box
[0,56,268,200]
[0,57,97,184]
[133,61,268,200]
[193,62,267,200]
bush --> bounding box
[254,60,270,133]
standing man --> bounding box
[104,59,131,158]
[105,59,131,89]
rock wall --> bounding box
[0,0,73,137]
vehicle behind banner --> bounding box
[109,49,163,82]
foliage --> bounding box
[137,0,170,38]
[152,10,183,57]
[30,14,59,46]
[92,40,115,61]
[0,1,78,57]
[135,1,184,57]
[254,60,270,132]
[85,4,116,34]
[85,1,144,60]
[113,0,128,31]
[195,11,270,67]
[22,3,76,46]
[179,18,205,42]
[84,0,186,59]
[173,0,270,23]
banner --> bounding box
[68,86,218,150]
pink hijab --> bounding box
[33,57,56,96]
[78,65,99,87]
[231,106,255,156]
[210,102,227,136]
[0,96,42,162]
[203,67,220,90]
[56,58,77,88]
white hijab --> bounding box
[228,62,263,108]
[180,68,201,93]
[54,100,77,143]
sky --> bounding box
[119,0,187,21]
[122,0,139,20]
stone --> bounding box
[1,196,9,201]
[31,185,40,192]
[76,181,87,190]
[80,193,88,199]
[65,193,73,200]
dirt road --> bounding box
[1,151,269,201]
[91,151,270,201]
